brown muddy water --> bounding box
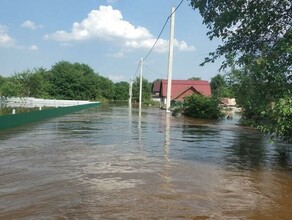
[0,104,291,219]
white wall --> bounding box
[1,97,98,108]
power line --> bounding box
[143,64,165,78]
[131,0,185,81]
[133,61,141,79]
[143,0,185,61]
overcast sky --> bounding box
[0,0,223,82]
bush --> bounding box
[183,94,224,119]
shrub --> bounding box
[183,94,224,119]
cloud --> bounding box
[45,6,151,41]
[21,20,42,30]
[0,25,39,51]
[45,5,195,52]
[0,25,15,47]
[28,44,39,51]
[174,40,196,51]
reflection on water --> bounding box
[0,104,291,219]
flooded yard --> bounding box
[0,104,291,219]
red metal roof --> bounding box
[160,80,211,99]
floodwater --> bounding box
[0,104,291,219]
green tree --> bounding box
[72,63,100,100]
[0,76,6,96]
[0,79,22,97]
[260,96,292,141]
[31,68,53,98]
[13,68,52,98]
[49,61,104,100]
[49,61,80,99]
[210,74,233,97]
[190,0,291,71]
[229,63,291,131]
[188,76,201,80]
[0,75,5,85]
[0,61,119,101]
[190,0,292,140]
[1,69,51,98]
[132,77,152,103]
[95,75,115,101]
[114,81,129,101]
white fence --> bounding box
[0,97,97,108]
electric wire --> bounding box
[131,0,185,81]
[143,0,185,61]
[133,61,141,80]
[143,64,165,78]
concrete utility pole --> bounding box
[166,7,175,112]
[128,77,133,105]
[139,57,143,109]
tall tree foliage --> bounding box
[132,77,152,103]
[114,81,129,101]
[190,0,291,71]
[0,61,128,101]
[188,77,201,80]
[210,74,233,97]
[48,61,115,101]
[190,0,292,140]
[1,69,52,98]
[49,61,89,100]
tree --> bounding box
[27,68,52,98]
[49,61,82,99]
[49,61,104,100]
[0,75,5,85]
[72,63,101,100]
[190,0,291,71]
[259,96,292,140]
[227,63,291,141]
[132,77,152,103]
[190,0,292,140]
[114,81,129,101]
[0,61,121,101]
[0,79,22,97]
[0,69,51,98]
[229,63,290,120]
[12,68,52,98]
[210,74,233,97]
[188,76,201,80]
[95,75,115,101]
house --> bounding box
[151,79,212,106]
[151,80,163,102]
[220,98,236,106]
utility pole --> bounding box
[139,57,143,109]
[166,6,175,112]
[128,77,133,106]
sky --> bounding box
[0,0,223,82]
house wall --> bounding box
[174,89,198,102]
[220,98,236,106]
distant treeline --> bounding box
[0,61,152,102]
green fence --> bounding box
[0,102,100,131]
